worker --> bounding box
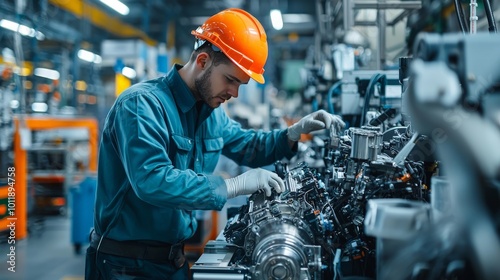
[85,8,344,280]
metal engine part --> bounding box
[224,170,326,280]
[245,197,322,280]
[349,127,382,161]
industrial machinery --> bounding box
[191,124,431,279]
[10,116,98,239]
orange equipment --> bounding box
[185,211,219,256]
[13,116,98,239]
[191,8,268,84]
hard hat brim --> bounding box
[227,55,265,83]
[250,73,265,84]
[239,66,265,84]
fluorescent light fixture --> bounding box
[100,0,129,15]
[17,25,35,37]
[35,32,45,40]
[32,102,48,113]
[0,19,45,40]
[78,49,94,62]
[270,9,283,30]
[34,68,60,80]
[0,19,17,31]
[93,55,102,64]
[78,49,102,64]
[122,67,136,79]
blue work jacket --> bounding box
[94,65,296,244]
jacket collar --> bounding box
[165,64,197,113]
[164,64,215,123]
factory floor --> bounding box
[0,215,85,280]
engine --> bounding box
[192,126,430,280]
[224,167,328,280]
[226,194,322,278]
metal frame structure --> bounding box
[12,116,98,239]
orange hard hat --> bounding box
[191,8,268,84]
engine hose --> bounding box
[360,74,386,126]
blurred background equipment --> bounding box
[70,176,97,255]
[11,116,98,239]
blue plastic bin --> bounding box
[70,176,97,254]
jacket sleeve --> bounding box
[218,109,297,167]
[111,91,227,211]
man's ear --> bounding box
[195,52,210,69]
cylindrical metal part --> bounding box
[349,127,383,161]
[251,221,315,280]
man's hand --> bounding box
[287,110,345,141]
[225,168,284,199]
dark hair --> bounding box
[189,41,231,66]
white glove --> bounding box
[225,168,285,199]
[287,110,345,141]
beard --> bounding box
[194,65,214,106]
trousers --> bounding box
[85,244,190,279]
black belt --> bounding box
[90,231,185,265]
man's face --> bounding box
[194,60,250,108]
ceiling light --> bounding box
[0,19,18,31]
[93,55,102,64]
[122,67,136,79]
[270,9,283,30]
[35,32,45,40]
[100,0,130,15]
[32,102,48,113]
[34,68,60,80]
[78,49,102,64]
[0,19,45,40]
